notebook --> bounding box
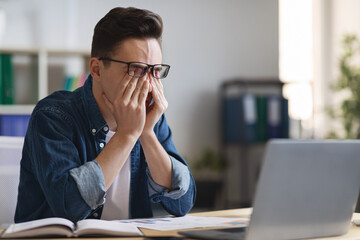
[180,139,360,240]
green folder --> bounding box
[256,95,268,141]
[1,54,14,104]
[0,54,3,104]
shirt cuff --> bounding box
[147,156,190,200]
[69,160,106,209]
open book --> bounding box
[1,217,143,238]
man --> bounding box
[15,7,196,223]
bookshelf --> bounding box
[219,79,288,208]
[0,48,90,136]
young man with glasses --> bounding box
[15,7,196,223]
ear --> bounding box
[90,57,101,82]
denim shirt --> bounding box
[14,75,196,223]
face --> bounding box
[97,38,162,103]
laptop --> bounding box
[180,139,360,240]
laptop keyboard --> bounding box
[216,227,247,233]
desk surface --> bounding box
[2,208,360,239]
[143,208,360,240]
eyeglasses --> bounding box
[98,57,170,79]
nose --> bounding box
[144,67,154,79]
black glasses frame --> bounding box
[98,57,170,79]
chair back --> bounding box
[0,136,24,224]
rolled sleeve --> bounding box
[69,160,106,209]
[147,156,190,200]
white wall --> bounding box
[313,0,360,138]
[0,0,279,162]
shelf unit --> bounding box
[0,48,90,112]
[219,78,287,208]
[0,48,90,135]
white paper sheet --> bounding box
[116,216,249,231]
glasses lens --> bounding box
[153,65,170,79]
[129,63,148,77]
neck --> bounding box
[92,81,117,131]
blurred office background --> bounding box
[0,0,360,213]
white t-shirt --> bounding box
[101,130,130,220]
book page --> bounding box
[75,219,142,237]
[1,218,74,238]
[2,226,73,238]
[117,216,249,231]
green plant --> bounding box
[327,34,360,139]
[192,147,227,173]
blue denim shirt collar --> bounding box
[82,75,108,136]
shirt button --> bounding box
[93,212,99,218]
[103,126,109,132]
[99,142,105,148]
[92,129,96,134]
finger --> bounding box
[115,69,135,97]
[151,76,164,91]
[150,78,163,102]
[131,75,147,101]
[149,78,168,111]
[123,77,140,102]
[138,80,150,105]
[122,70,139,97]
[102,93,114,113]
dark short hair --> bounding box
[91,7,163,59]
